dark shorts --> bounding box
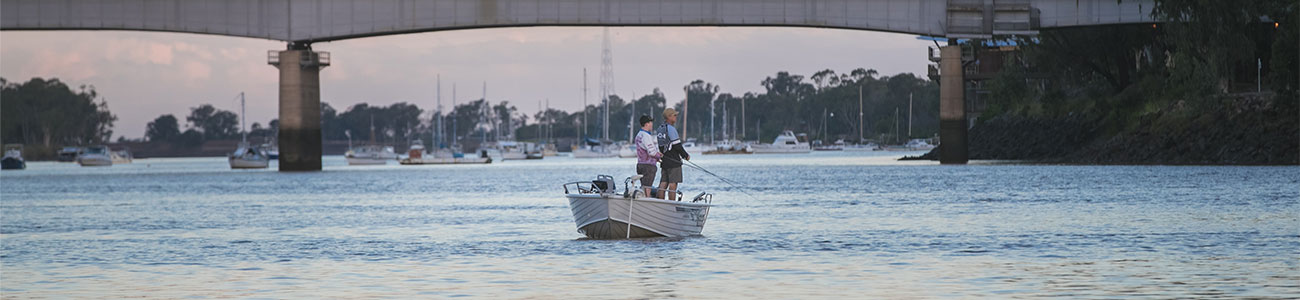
[636,164,657,186]
[660,166,682,183]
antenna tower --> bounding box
[599,27,615,141]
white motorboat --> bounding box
[572,139,617,158]
[906,139,937,150]
[884,139,937,151]
[843,141,881,152]
[562,175,713,239]
[491,141,529,160]
[541,143,559,157]
[346,145,396,165]
[56,146,80,162]
[750,130,811,154]
[522,142,545,159]
[616,142,637,158]
[573,146,617,158]
[2,144,25,170]
[110,148,133,164]
[681,139,711,155]
[812,139,845,151]
[77,145,113,166]
[704,139,753,155]
[261,143,279,159]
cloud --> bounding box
[23,51,97,82]
[181,61,212,82]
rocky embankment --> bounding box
[910,95,1299,165]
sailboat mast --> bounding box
[481,82,488,143]
[538,100,543,143]
[437,75,442,147]
[452,83,457,146]
[239,92,247,144]
[628,92,634,141]
[722,99,727,141]
[859,85,863,142]
[582,68,587,139]
[908,92,913,138]
[545,99,550,143]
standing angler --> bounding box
[633,115,661,197]
[656,108,690,200]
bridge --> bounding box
[2,0,1156,170]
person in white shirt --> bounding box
[633,115,662,197]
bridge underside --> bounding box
[1,0,1155,169]
[2,0,1153,43]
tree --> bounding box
[186,104,239,140]
[145,114,180,142]
[682,80,720,140]
[1153,0,1293,93]
[0,77,116,147]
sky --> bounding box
[1,27,933,139]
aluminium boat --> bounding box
[562,175,713,239]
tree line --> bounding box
[1,67,939,157]
[981,0,1296,122]
[1,78,116,156]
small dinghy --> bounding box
[562,175,713,239]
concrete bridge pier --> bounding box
[269,43,329,171]
[938,43,968,164]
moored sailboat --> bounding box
[228,92,269,169]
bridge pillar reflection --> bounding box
[938,43,968,164]
[269,43,329,171]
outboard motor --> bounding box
[591,175,616,193]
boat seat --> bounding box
[592,175,615,193]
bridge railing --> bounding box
[266,50,330,68]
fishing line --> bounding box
[682,159,756,198]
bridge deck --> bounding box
[2,0,1153,43]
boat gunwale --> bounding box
[563,193,714,208]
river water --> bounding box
[2,152,1297,298]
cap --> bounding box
[638,115,654,126]
[663,108,678,119]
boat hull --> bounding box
[229,157,269,169]
[399,157,491,164]
[566,194,711,239]
[501,152,527,160]
[77,155,112,166]
[750,146,811,154]
[572,148,617,158]
[346,157,389,165]
[1,157,24,170]
[842,146,879,152]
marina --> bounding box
[2,152,1295,298]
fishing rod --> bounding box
[681,159,756,198]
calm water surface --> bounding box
[2,152,1297,298]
